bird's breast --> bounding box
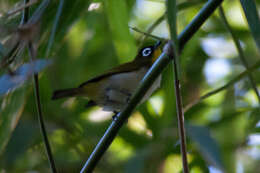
[86,67,161,112]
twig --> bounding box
[219,6,260,103]
[0,42,20,69]
[24,0,57,172]
[139,14,165,44]
[129,26,167,41]
[166,0,188,171]
[140,0,205,44]
[80,0,224,172]
[5,0,38,17]
[28,43,57,173]
[45,0,64,58]
[184,60,260,112]
[168,42,189,173]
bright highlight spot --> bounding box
[127,112,151,136]
[204,58,231,85]
[88,3,101,11]
[109,137,134,161]
[209,166,223,173]
[201,37,237,58]
[163,155,184,173]
[149,95,164,115]
[87,108,113,122]
[135,0,165,20]
[244,90,259,107]
[248,134,260,146]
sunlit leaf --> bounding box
[0,59,52,96]
[104,0,137,62]
[186,123,224,171]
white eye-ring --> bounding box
[142,47,152,57]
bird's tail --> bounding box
[52,88,81,100]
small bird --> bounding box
[52,41,162,112]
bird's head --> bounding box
[134,41,162,66]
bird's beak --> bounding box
[152,40,162,63]
[154,40,162,49]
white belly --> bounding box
[100,67,161,111]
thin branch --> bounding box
[184,60,260,112]
[24,0,57,172]
[80,0,224,172]
[28,43,57,173]
[139,14,165,44]
[0,42,21,69]
[129,26,167,41]
[140,0,205,44]
[166,0,188,171]
[45,0,64,58]
[219,6,260,103]
[169,42,189,173]
[5,0,38,17]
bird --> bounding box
[52,41,162,112]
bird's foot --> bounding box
[112,111,119,121]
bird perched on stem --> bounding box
[52,41,162,112]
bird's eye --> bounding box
[142,48,152,57]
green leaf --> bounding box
[247,108,260,133]
[240,0,260,51]
[104,0,137,62]
[0,86,27,154]
[125,150,148,173]
[186,123,224,171]
[1,120,38,166]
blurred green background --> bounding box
[0,0,260,172]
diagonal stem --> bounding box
[219,6,260,104]
[184,60,260,112]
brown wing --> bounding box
[79,60,146,88]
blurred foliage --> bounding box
[0,0,260,172]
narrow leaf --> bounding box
[45,0,64,57]
[104,0,136,62]
[240,0,260,51]
[186,123,224,171]
[0,86,27,154]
